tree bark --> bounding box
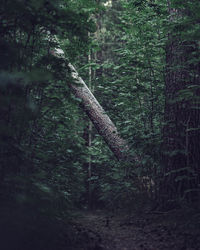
[67,62,129,161]
[161,3,200,204]
[87,48,92,209]
[50,48,130,161]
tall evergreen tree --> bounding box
[161,0,200,204]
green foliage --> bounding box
[0,0,199,247]
[0,0,97,248]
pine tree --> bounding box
[161,0,200,205]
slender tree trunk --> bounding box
[88,49,92,209]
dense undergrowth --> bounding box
[0,0,200,249]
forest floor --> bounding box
[0,201,200,250]
[72,209,200,250]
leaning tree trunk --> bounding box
[50,49,130,161]
[68,62,129,161]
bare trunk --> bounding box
[68,62,129,161]
[88,49,92,209]
[160,3,200,204]
[50,47,131,161]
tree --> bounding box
[51,48,130,161]
[161,0,200,204]
[0,0,98,212]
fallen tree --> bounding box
[50,48,130,161]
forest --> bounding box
[0,0,200,249]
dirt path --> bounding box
[74,210,200,250]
